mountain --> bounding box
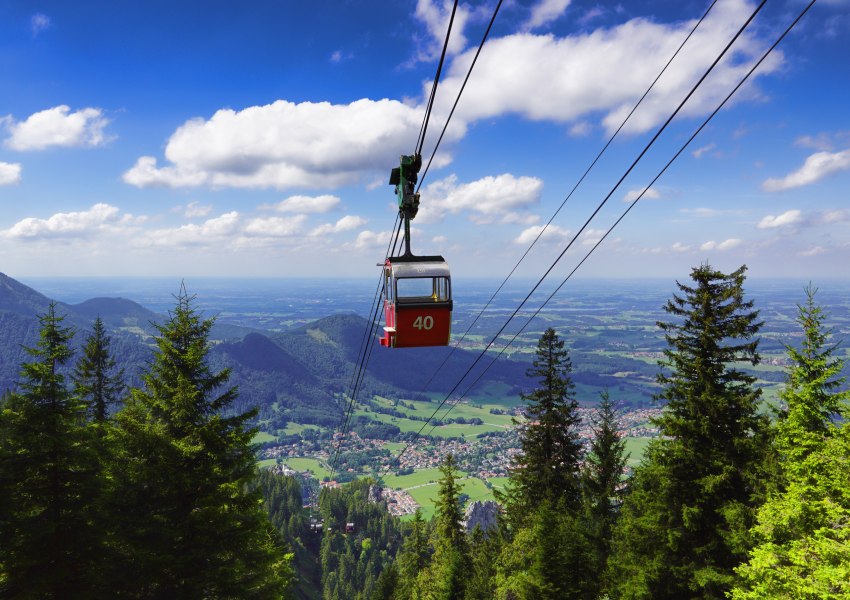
[0,272,54,316]
[0,273,530,429]
[68,297,160,329]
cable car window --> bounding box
[397,277,450,302]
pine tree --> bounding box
[582,389,628,595]
[504,327,583,523]
[0,304,104,597]
[73,316,125,424]
[608,264,770,599]
[732,285,850,597]
[107,287,291,597]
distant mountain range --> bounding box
[0,272,530,428]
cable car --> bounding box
[380,255,452,348]
[380,153,453,348]
[345,522,355,534]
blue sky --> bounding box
[0,0,848,282]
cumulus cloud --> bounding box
[310,215,367,236]
[242,215,307,238]
[761,149,850,192]
[419,173,542,224]
[582,228,607,246]
[0,161,22,185]
[514,223,571,245]
[623,186,661,202]
[414,0,472,61]
[4,106,111,150]
[757,209,801,229]
[141,212,244,247]
[184,201,212,218]
[701,238,742,251]
[1,203,129,239]
[123,99,439,190]
[435,0,781,135]
[523,0,572,31]
[671,242,692,253]
[124,2,785,192]
[355,229,394,250]
[270,194,341,214]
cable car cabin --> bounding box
[380,256,452,348]
[345,522,355,534]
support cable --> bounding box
[416,0,460,157]
[416,0,504,191]
[407,0,719,401]
[427,0,817,431]
[329,217,401,479]
[380,0,769,476]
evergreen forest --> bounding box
[2,264,850,599]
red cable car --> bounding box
[380,255,452,348]
[380,153,453,348]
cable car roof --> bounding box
[386,255,450,279]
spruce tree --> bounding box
[582,389,628,595]
[107,287,291,597]
[417,454,469,600]
[73,316,125,424]
[395,509,431,599]
[0,304,103,597]
[504,327,583,522]
[732,285,850,597]
[608,264,769,599]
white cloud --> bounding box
[4,105,111,151]
[142,212,243,247]
[820,209,850,224]
[761,149,850,192]
[623,186,661,202]
[800,246,826,257]
[419,173,543,224]
[123,99,435,190]
[242,215,307,238]
[700,240,716,251]
[582,228,607,246]
[271,194,341,214]
[0,161,22,185]
[31,13,50,36]
[718,238,742,250]
[185,201,212,218]
[692,143,716,159]
[124,2,785,192]
[794,133,835,152]
[568,121,592,137]
[757,209,801,229]
[432,235,448,244]
[671,242,692,253]
[436,0,781,135]
[2,203,127,239]
[414,0,471,61]
[355,229,393,250]
[514,223,571,245]
[523,0,572,31]
[310,215,367,236]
